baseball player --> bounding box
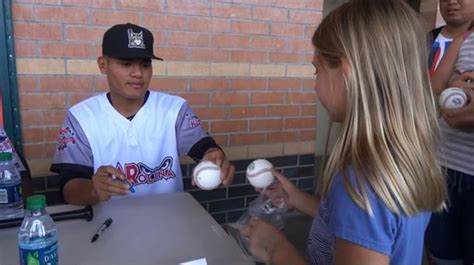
[50,23,235,205]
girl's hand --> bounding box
[239,218,289,263]
[259,169,303,210]
[272,169,303,209]
[261,169,319,217]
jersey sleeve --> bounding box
[326,170,398,257]
[175,102,210,156]
[50,111,94,173]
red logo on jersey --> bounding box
[57,127,75,150]
[115,157,176,187]
[186,113,201,128]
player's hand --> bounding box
[201,148,235,186]
[91,166,130,201]
[239,218,289,263]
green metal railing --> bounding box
[0,0,22,153]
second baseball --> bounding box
[246,159,274,189]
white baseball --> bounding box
[439,87,467,109]
[246,159,274,189]
[193,161,222,190]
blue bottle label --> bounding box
[0,182,22,204]
[19,241,58,265]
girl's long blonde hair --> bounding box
[314,0,447,216]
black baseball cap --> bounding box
[102,23,163,60]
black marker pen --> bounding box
[91,217,113,243]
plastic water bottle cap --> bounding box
[0,152,13,161]
[26,195,46,210]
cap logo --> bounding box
[127,29,145,49]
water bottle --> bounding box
[18,195,59,265]
[0,151,23,219]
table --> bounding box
[0,192,255,265]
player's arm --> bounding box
[62,174,98,205]
[431,34,465,96]
[50,112,129,205]
[50,112,96,205]
[61,165,129,205]
[176,102,235,186]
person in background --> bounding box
[429,0,473,76]
[239,1,447,264]
[428,20,474,265]
[50,23,234,206]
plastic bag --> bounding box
[225,182,289,263]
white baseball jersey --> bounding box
[52,91,209,197]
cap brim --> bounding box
[150,55,163,61]
[104,53,163,61]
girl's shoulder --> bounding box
[322,169,431,259]
[327,168,414,220]
[326,168,380,212]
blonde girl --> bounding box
[240,0,447,264]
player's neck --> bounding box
[107,92,148,118]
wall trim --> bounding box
[0,0,22,152]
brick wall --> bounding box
[12,0,321,177]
